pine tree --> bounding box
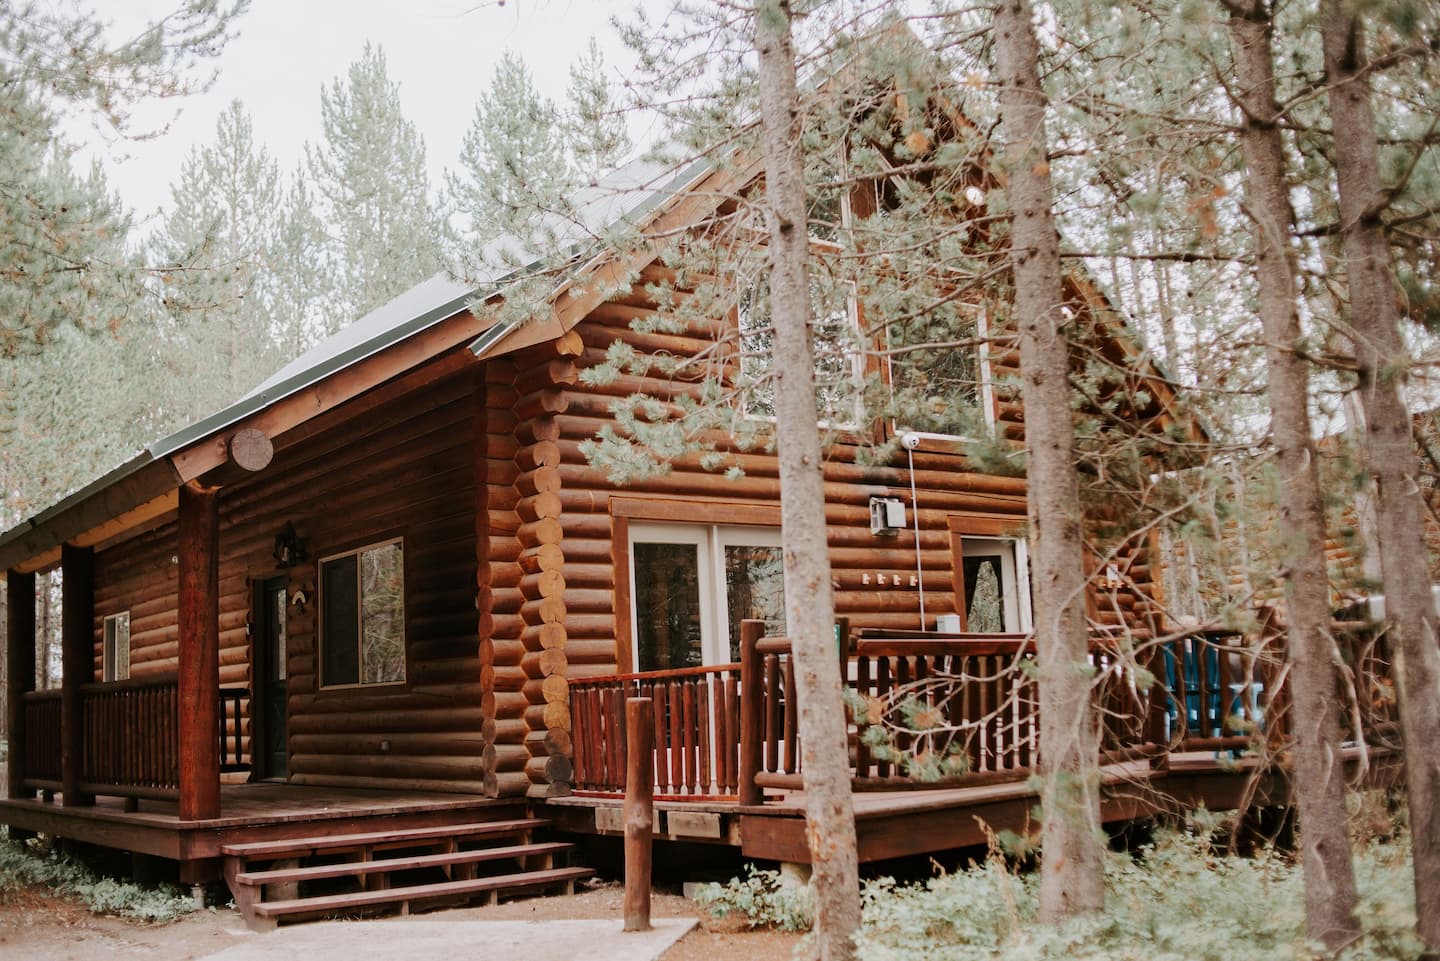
[1320,2,1440,951]
[150,99,285,418]
[566,38,633,183]
[1225,0,1360,947]
[448,52,572,251]
[0,1,244,358]
[270,164,334,356]
[754,5,863,958]
[306,43,442,325]
[992,0,1105,923]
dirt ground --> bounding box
[0,880,802,961]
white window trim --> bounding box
[960,536,1033,633]
[628,522,785,669]
[103,611,130,682]
[317,537,407,690]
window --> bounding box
[629,523,786,670]
[953,535,1032,633]
[736,277,864,427]
[886,303,994,440]
[319,539,406,688]
[102,611,130,682]
[947,516,1032,632]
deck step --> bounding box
[250,866,594,920]
[233,841,574,886]
[219,817,548,860]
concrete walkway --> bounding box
[197,917,697,961]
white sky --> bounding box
[73,0,658,230]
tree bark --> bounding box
[1321,5,1440,952]
[992,0,1105,923]
[754,4,862,960]
[1227,2,1360,950]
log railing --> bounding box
[570,663,744,798]
[20,690,63,788]
[569,619,1339,803]
[81,675,181,798]
[16,677,250,803]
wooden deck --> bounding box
[545,747,1398,864]
[0,782,519,880]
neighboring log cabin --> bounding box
[0,89,1205,899]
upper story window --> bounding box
[319,539,406,689]
[735,273,865,429]
[102,611,130,682]
[885,303,995,441]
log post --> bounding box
[6,569,35,799]
[623,696,654,933]
[60,544,94,807]
[178,481,221,821]
[738,619,765,806]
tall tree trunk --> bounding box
[754,3,861,960]
[1227,2,1360,950]
[1321,5,1440,952]
[992,0,1105,922]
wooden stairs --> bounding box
[221,813,591,929]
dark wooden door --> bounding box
[253,577,289,779]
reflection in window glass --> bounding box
[888,306,983,437]
[634,542,703,670]
[963,556,1006,633]
[724,545,786,660]
[360,542,405,684]
[321,540,405,687]
[737,280,861,425]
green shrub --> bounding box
[856,827,1421,961]
[0,835,198,923]
[695,824,1422,961]
[692,864,814,931]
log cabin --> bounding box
[0,52,1392,926]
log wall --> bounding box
[488,264,1162,798]
[92,371,483,791]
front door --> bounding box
[253,577,289,778]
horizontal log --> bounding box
[289,773,489,795]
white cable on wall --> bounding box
[905,436,926,630]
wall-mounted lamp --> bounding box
[272,522,307,569]
[869,496,906,536]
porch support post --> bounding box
[6,568,36,799]
[60,544,94,806]
[178,481,221,821]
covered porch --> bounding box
[6,481,256,828]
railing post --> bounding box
[738,619,765,806]
[60,544,94,807]
[178,481,221,821]
[6,569,36,799]
[1144,639,1170,771]
[623,696,654,933]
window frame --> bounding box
[627,521,786,671]
[883,302,998,448]
[610,497,784,674]
[317,536,408,691]
[102,610,130,682]
[947,515,1032,633]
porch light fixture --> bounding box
[272,522,307,569]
